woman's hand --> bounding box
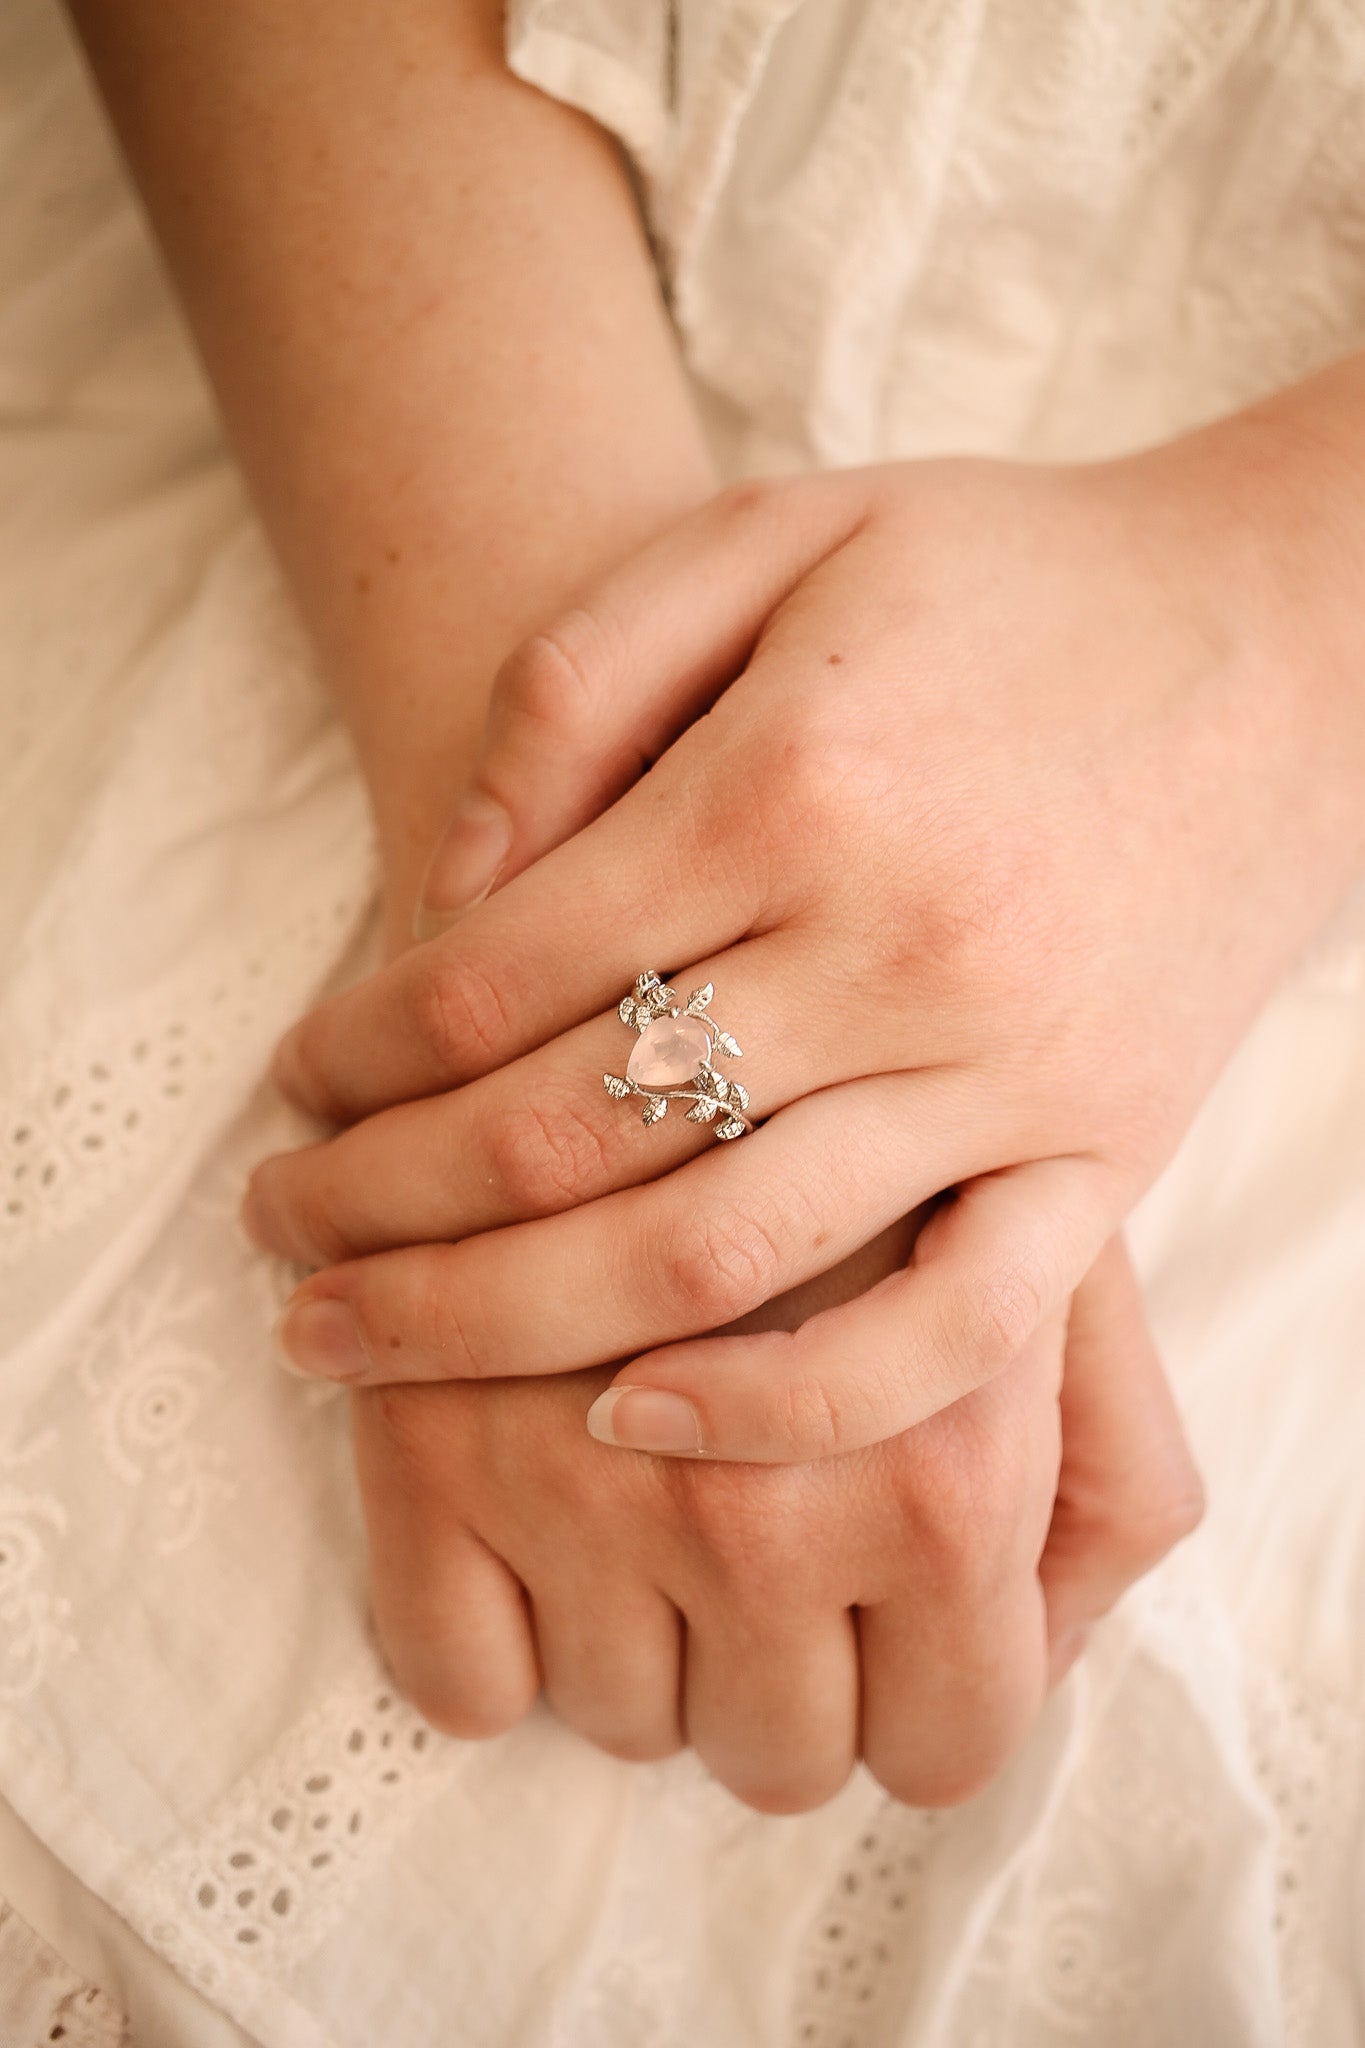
[353,1229,1201,1812]
[252,361,1365,1460]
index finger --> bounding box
[273,725,766,1123]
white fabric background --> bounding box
[1,0,1364,2042]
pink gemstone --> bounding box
[626,1013,711,1090]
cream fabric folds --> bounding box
[512,0,1365,470]
[1,0,1364,2042]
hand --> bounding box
[252,383,1365,1459]
[353,1226,1201,1811]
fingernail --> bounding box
[586,1386,704,1455]
[414,789,513,940]
[269,1027,304,1099]
[239,1182,270,1252]
[275,1296,372,1381]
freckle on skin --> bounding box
[828,652,843,666]
[354,571,371,596]
[385,546,401,565]
[387,1335,400,1350]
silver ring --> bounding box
[603,970,753,1138]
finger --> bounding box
[247,932,925,1265]
[858,1336,1059,1806]
[272,725,765,1125]
[530,1570,685,1765]
[1040,1236,1205,1683]
[683,1591,858,1815]
[352,1386,540,1739]
[412,472,872,935]
[586,1154,1120,1462]
[860,1570,1049,1808]
[271,1069,1010,1386]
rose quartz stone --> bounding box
[626,1013,711,1090]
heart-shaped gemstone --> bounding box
[626,1013,711,1090]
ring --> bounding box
[603,970,753,1139]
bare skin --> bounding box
[71,0,1203,1811]
[263,390,1365,1469]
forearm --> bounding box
[1126,349,1365,898]
[67,0,714,940]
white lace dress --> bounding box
[2,1,1364,2043]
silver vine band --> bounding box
[602,970,753,1139]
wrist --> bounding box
[1111,359,1365,944]
[1213,356,1365,887]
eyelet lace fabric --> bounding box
[0,1900,129,2048]
[2,0,1365,2041]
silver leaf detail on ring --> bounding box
[602,970,754,1139]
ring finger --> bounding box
[271,1067,1010,1388]
[246,933,854,1266]
[682,1592,859,1814]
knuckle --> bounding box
[866,1671,1037,1811]
[670,1460,814,1577]
[771,1366,849,1463]
[557,1716,682,1767]
[869,1746,1001,1811]
[390,1648,534,1744]
[274,1017,342,1125]
[767,695,880,836]
[714,474,785,528]
[357,1253,485,1383]
[1098,1463,1207,1578]
[657,1207,783,1327]
[954,1248,1050,1384]
[593,1728,687,1761]
[362,1386,447,1482]
[496,609,619,734]
[485,1094,611,1213]
[407,949,515,1074]
[715,1756,852,1817]
[278,1174,359,1268]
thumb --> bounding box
[586,1156,1117,1463]
[412,472,871,939]
[1040,1235,1205,1685]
